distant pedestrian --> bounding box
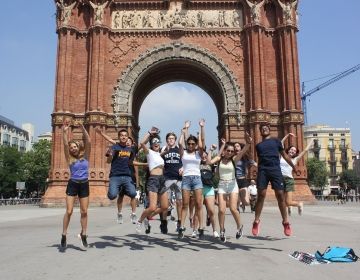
[61,122,91,248]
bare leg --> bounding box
[62,195,75,235]
[204,195,217,232]
[79,196,89,235]
[254,188,267,222]
[180,190,191,227]
[275,189,288,223]
[229,192,241,229]
[194,189,204,229]
[217,193,227,232]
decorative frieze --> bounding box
[108,37,141,67]
[214,36,244,66]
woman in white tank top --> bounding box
[177,119,205,239]
[135,128,168,234]
[209,133,253,242]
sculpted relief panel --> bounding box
[111,9,243,30]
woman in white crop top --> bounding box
[208,133,253,242]
[177,119,205,239]
[135,128,168,234]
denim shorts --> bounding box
[181,175,203,191]
[147,175,167,194]
[108,176,136,200]
[218,179,239,195]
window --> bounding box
[2,134,10,145]
[328,139,334,148]
[329,133,333,136]
[313,133,318,137]
[19,140,26,151]
[11,137,18,148]
[341,133,345,136]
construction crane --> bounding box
[301,64,360,125]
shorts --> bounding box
[108,176,136,200]
[236,178,249,189]
[165,179,182,200]
[147,175,167,194]
[257,168,284,190]
[182,175,203,191]
[66,179,89,198]
[202,185,215,197]
[218,179,239,195]
[283,176,295,192]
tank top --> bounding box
[280,156,298,178]
[182,150,201,176]
[70,159,89,180]
[147,149,164,171]
[219,160,235,181]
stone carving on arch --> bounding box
[112,42,244,124]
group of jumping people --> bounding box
[60,120,312,248]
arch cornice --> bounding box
[112,42,243,125]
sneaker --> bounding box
[198,228,204,239]
[175,220,181,232]
[144,218,151,234]
[288,206,292,216]
[236,225,244,239]
[213,231,220,238]
[191,230,198,238]
[220,230,226,242]
[117,212,123,224]
[78,233,88,248]
[130,213,137,224]
[178,226,185,238]
[160,220,168,234]
[60,234,67,248]
[282,222,292,236]
[252,220,260,236]
[298,202,304,216]
[206,216,211,227]
[135,221,142,233]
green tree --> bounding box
[21,140,51,197]
[0,146,22,198]
[339,169,360,189]
[306,158,328,193]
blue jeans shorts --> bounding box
[108,176,136,200]
[181,175,203,191]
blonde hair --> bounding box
[68,140,85,165]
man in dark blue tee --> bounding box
[252,124,296,237]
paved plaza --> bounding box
[0,202,359,280]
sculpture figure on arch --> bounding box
[89,0,109,25]
[277,0,298,23]
[56,0,76,26]
[245,0,265,24]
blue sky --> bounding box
[0,1,359,150]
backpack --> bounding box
[315,246,358,263]
[200,169,214,186]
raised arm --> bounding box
[208,138,225,165]
[198,118,205,153]
[62,124,70,165]
[80,124,91,159]
[95,127,116,145]
[294,139,314,163]
[281,132,295,146]
[140,132,151,154]
[233,132,253,162]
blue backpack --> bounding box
[315,247,358,263]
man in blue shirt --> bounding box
[252,124,296,237]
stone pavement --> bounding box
[0,202,359,280]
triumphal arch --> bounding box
[42,0,313,206]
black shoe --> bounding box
[144,218,151,234]
[198,228,204,239]
[206,216,211,227]
[78,233,88,248]
[60,234,67,248]
[242,205,245,212]
[160,220,168,234]
[236,225,244,239]
[220,229,226,242]
[178,227,185,238]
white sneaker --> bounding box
[213,231,220,238]
[130,213,137,224]
[117,212,123,224]
[191,230,198,238]
[135,221,142,233]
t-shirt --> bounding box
[235,158,256,178]
[109,143,134,177]
[162,146,182,180]
[248,184,257,195]
[256,138,283,170]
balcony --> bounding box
[327,157,337,164]
[339,144,348,151]
[340,157,348,164]
[327,144,336,151]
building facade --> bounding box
[0,115,33,152]
[304,125,353,186]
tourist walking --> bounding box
[61,123,91,248]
